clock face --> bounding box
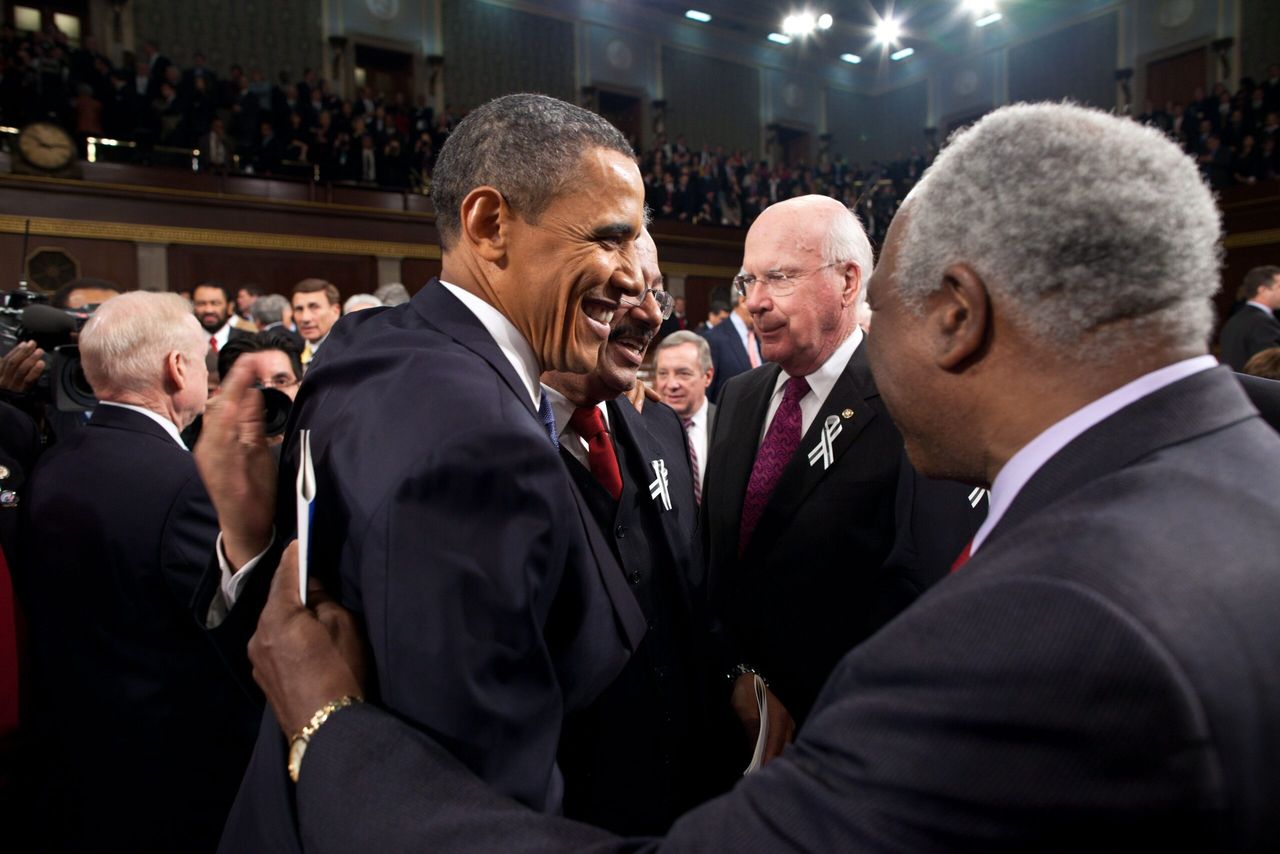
[18,122,76,171]
[365,0,399,21]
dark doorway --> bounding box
[777,126,811,166]
[1146,47,1207,111]
[598,90,642,149]
[354,44,415,101]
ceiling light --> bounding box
[962,0,996,13]
[890,47,915,61]
[817,13,833,30]
[840,53,862,64]
[874,17,902,45]
[783,13,816,37]
[685,9,712,23]
[768,32,793,44]
[975,11,1002,27]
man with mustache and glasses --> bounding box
[542,232,779,834]
[193,93,651,852]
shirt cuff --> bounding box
[204,529,274,628]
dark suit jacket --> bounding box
[703,317,758,402]
[19,406,259,853]
[1235,371,1280,430]
[292,366,1280,852]
[557,397,720,834]
[702,346,974,721]
[1219,304,1280,370]
[212,281,646,852]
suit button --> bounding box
[629,571,642,584]
[615,524,627,538]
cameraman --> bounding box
[19,292,258,852]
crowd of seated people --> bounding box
[0,24,452,189]
[1137,64,1280,188]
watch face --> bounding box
[19,122,76,171]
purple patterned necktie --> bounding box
[683,417,701,506]
[739,375,810,556]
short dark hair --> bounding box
[708,300,730,315]
[50,277,121,309]
[194,281,233,303]
[217,328,305,381]
[431,93,633,250]
[237,284,264,298]
[291,278,341,307]
[1238,266,1280,301]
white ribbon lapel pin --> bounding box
[807,415,843,471]
[649,459,672,511]
[968,487,989,509]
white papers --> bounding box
[744,673,770,775]
[295,429,316,604]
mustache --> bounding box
[608,321,656,346]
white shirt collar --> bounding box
[212,320,233,348]
[1246,300,1274,314]
[772,326,863,400]
[306,331,329,353]
[440,281,542,407]
[97,401,187,449]
[970,355,1217,554]
[540,384,609,444]
[728,310,750,349]
[688,396,709,428]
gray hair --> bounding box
[899,102,1222,356]
[374,282,411,306]
[823,206,875,308]
[343,293,383,313]
[431,93,634,249]
[657,330,712,372]
[80,291,206,399]
[250,293,290,326]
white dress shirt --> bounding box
[541,384,609,471]
[210,320,234,352]
[685,397,710,490]
[969,355,1217,555]
[758,328,863,446]
[728,311,757,363]
[97,401,187,449]
[1246,300,1275,315]
[209,279,543,625]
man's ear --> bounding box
[840,261,862,307]
[459,186,510,263]
[933,263,990,370]
[166,350,188,393]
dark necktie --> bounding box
[537,392,559,450]
[950,538,973,573]
[739,375,809,555]
[569,406,623,501]
[683,417,701,506]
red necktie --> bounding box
[683,417,701,506]
[209,335,218,353]
[569,406,623,501]
[739,375,809,555]
[950,538,973,573]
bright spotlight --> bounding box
[768,32,793,44]
[840,53,862,64]
[962,0,996,13]
[685,9,712,23]
[874,17,902,45]
[975,11,1002,27]
[817,13,833,30]
[783,12,816,36]
[890,47,914,61]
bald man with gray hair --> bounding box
[22,291,259,852]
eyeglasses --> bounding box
[253,374,300,391]
[619,286,675,320]
[732,262,844,299]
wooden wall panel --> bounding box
[165,246,379,299]
[0,234,137,295]
[400,259,443,292]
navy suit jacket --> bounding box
[292,366,1280,852]
[214,281,645,851]
[1219,304,1280,370]
[20,406,259,853]
[702,317,758,403]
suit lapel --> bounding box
[609,399,691,573]
[410,279,538,417]
[755,346,880,535]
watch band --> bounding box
[287,695,362,783]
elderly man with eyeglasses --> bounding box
[699,194,979,726]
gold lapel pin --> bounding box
[841,409,854,420]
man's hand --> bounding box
[194,355,277,568]
[625,379,663,413]
[0,341,46,394]
[729,674,796,766]
[249,541,368,736]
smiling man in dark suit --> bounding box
[195,93,650,852]
[244,101,1280,853]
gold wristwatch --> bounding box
[288,695,362,783]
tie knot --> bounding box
[682,417,694,431]
[569,406,608,441]
[782,374,810,404]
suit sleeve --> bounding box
[158,472,222,609]
[357,425,574,812]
